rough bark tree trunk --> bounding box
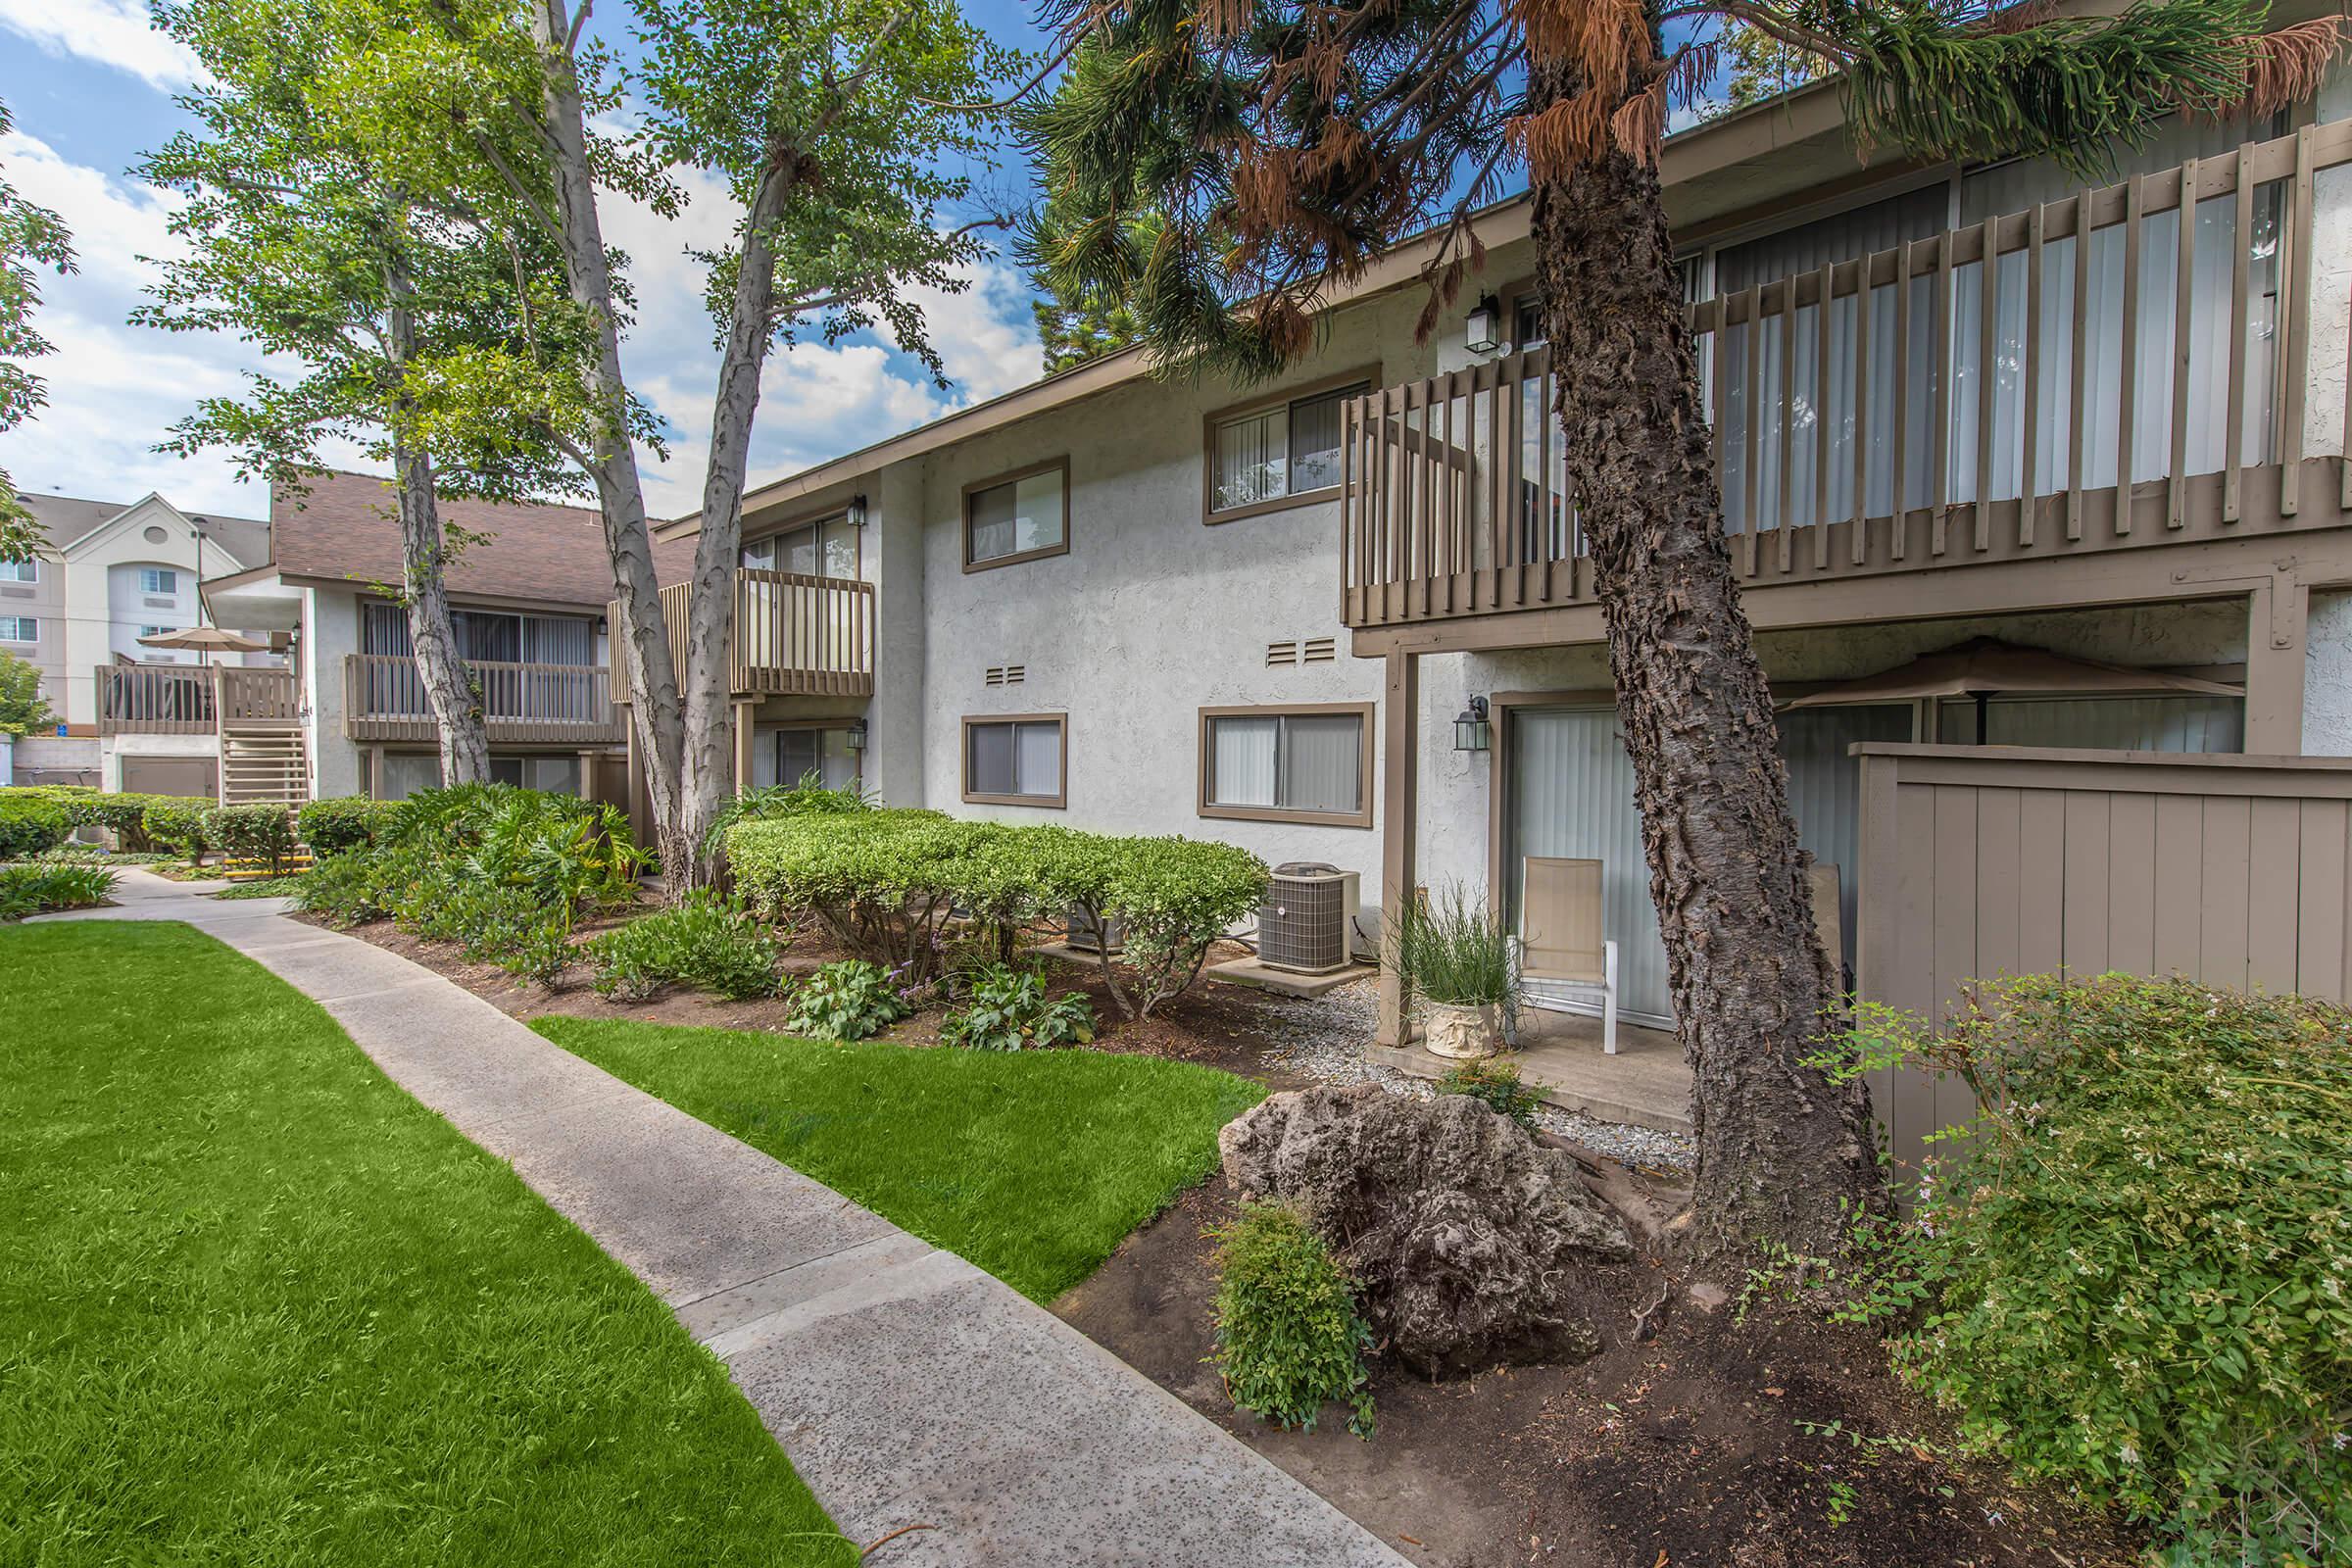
[525,0,693,880]
[1528,83,1886,1265]
[383,251,491,788]
[675,148,801,883]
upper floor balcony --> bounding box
[1340,122,2352,635]
[612,568,876,703]
[343,654,625,745]
[97,662,299,737]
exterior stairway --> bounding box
[220,726,311,806]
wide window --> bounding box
[138,567,177,595]
[0,615,33,642]
[0,560,35,583]
[963,461,1068,571]
[758,724,860,790]
[1199,705,1372,827]
[743,513,859,579]
[1206,379,1368,517]
[962,714,1065,807]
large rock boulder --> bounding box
[1218,1084,1635,1376]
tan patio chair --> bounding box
[1515,856,1619,1054]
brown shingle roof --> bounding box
[268,470,685,609]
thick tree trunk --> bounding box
[526,0,692,879]
[383,256,491,788]
[1529,111,1885,1264]
[676,150,801,884]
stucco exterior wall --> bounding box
[2308,590,2352,756]
[306,586,363,801]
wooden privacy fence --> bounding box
[1853,742,2352,1176]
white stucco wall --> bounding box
[306,586,363,801]
[2307,590,2352,756]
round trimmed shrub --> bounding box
[297,797,398,855]
[0,792,71,859]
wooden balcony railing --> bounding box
[612,569,876,702]
[1342,122,2352,630]
[97,662,300,737]
[343,654,624,744]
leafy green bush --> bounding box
[201,804,297,874]
[24,790,206,851]
[703,770,875,855]
[941,961,1096,1051]
[583,891,785,1002]
[1829,976,2352,1566]
[783,959,912,1041]
[496,918,577,988]
[293,845,401,925]
[1436,1057,1542,1130]
[0,862,117,918]
[0,792,70,859]
[1208,1200,1375,1439]
[727,810,1266,1014]
[29,844,171,866]
[297,797,397,855]
[140,798,211,863]
[1395,883,1517,1007]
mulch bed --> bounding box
[312,906,2139,1567]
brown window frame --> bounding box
[959,711,1068,808]
[961,457,1071,573]
[742,503,863,581]
[1197,702,1375,829]
[1200,365,1381,525]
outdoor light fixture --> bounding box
[1453,695,1492,752]
[1464,294,1502,355]
[844,717,868,752]
[846,494,868,528]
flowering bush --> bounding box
[1824,976,2352,1566]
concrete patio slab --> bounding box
[30,870,1408,1568]
[1371,1007,1693,1134]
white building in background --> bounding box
[3,490,274,791]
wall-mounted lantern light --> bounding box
[1464,294,1502,355]
[1453,695,1492,753]
[844,717,869,752]
[846,494,868,528]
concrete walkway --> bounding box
[40,870,1406,1568]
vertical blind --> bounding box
[1206,712,1363,814]
[969,471,1065,564]
[967,719,1061,797]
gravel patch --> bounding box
[1248,980,1696,1173]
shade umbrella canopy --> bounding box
[1783,638,2243,710]
[136,625,272,654]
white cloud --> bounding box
[0,0,207,90]
[1,126,184,286]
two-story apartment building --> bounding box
[628,11,2352,1162]
[5,490,276,792]
[189,469,663,804]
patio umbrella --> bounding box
[1782,637,2243,744]
[136,625,272,654]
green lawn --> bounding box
[533,1017,1267,1301]
[1,921,847,1566]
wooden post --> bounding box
[2244,579,2310,754]
[731,701,757,795]
[1376,648,1420,1049]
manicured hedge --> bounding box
[727,809,1266,1017]
[0,793,71,859]
[9,787,213,852]
[141,798,211,863]
[296,797,398,855]
[201,804,298,874]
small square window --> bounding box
[962,714,1065,807]
[963,462,1068,571]
[0,615,34,643]
[138,567,177,595]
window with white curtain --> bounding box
[743,514,859,578]
[1200,707,1370,825]
[963,715,1064,805]
[965,462,1068,569]
[1208,381,1368,514]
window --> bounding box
[138,567,177,595]
[0,615,33,643]
[744,513,859,579]
[0,560,34,583]
[963,460,1068,571]
[961,713,1065,807]
[1199,705,1373,828]
[1205,374,1371,519]
[139,624,178,639]
[759,725,860,791]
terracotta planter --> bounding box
[1421,1000,1503,1060]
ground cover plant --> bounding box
[0,919,847,1565]
[1435,1056,1542,1130]
[941,960,1096,1050]
[1208,1200,1376,1438]
[0,862,115,918]
[583,889,784,1001]
[782,958,912,1040]
[533,1015,1265,1300]
[1827,975,2352,1566]
[211,874,308,901]
[728,809,1265,1013]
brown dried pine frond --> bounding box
[2235,17,2352,119]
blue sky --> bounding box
[0,0,1065,521]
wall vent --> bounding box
[985,664,1027,686]
[1302,636,1336,662]
[1265,640,1298,666]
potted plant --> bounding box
[1394,885,1518,1059]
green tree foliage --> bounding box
[0,98,74,563]
[0,648,53,736]
[1722,22,1831,109]
[1019,194,1162,373]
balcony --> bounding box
[612,569,876,702]
[343,654,625,744]
[98,663,300,737]
[1340,122,2352,632]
